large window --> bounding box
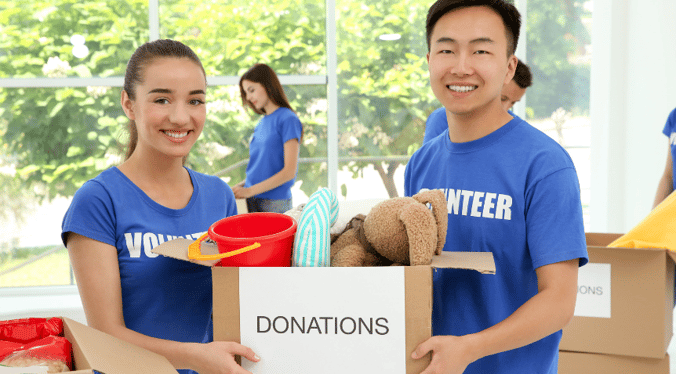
[0,0,592,289]
[336,0,434,200]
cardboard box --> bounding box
[559,350,670,374]
[60,317,176,373]
[560,233,676,359]
[153,238,495,374]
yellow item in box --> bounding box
[608,190,676,251]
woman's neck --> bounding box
[121,148,183,178]
[118,151,193,209]
[264,102,280,115]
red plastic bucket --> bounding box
[208,212,297,267]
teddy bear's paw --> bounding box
[331,245,367,267]
[409,253,434,266]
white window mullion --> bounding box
[149,0,160,41]
[513,0,527,119]
[326,0,338,194]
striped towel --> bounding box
[293,188,339,267]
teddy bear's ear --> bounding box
[399,203,438,265]
[412,190,448,255]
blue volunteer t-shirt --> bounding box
[245,107,302,200]
[662,107,676,189]
[62,167,237,374]
[405,116,588,374]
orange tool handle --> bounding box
[188,232,261,261]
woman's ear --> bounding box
[120,89,136,120]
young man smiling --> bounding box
[405,1,588,373]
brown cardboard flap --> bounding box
[585,232,623,246]
[212,267,241,343]
[155,238,497,274]
[587,232,676,263]
[667,251,676,264]
[430,251,496,274]
[585,233,676,263]
[63,317,176,373]
[405,266,432,374]
[152,238,219,266]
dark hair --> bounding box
[426,0,521,56]
[239,63,294,115]
[513,59,532,89]
[123,39,206,160]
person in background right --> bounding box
[653,107,676,208]
[422,58,532,144]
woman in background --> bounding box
[234,63,302,213]
[62,39,258,374]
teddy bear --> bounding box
[330,189,448,266]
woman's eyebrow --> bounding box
[148,88,172,94]
[147,88,205,95]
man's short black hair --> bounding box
[514,59,532,89]
[426,0,522,56]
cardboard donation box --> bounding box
[559,351,670,374]
[153,238,496,374]
[31,317,176,374]
[560,233,676,359]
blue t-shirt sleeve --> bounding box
[404,161,414,197]
[61,180,116,248]
[279,111,302,143]
[190,170,238,219]
[525,167,588,268]
[423,108,447,144]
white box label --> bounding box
[574,263,611,318]
[239,267,406,374]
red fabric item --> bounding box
[0,340,23,361]
[16,335,71,368]
[0,318,72,371]
[0,317,63,344]
[0,335,72,371]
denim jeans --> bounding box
[245,197,292,213]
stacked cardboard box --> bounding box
[559,351,670,373]
[559,233,675,373]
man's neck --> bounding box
[445,104,514,143]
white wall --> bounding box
[590,0,676,233]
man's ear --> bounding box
[120,89,135,120]
[504,55,518,85]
